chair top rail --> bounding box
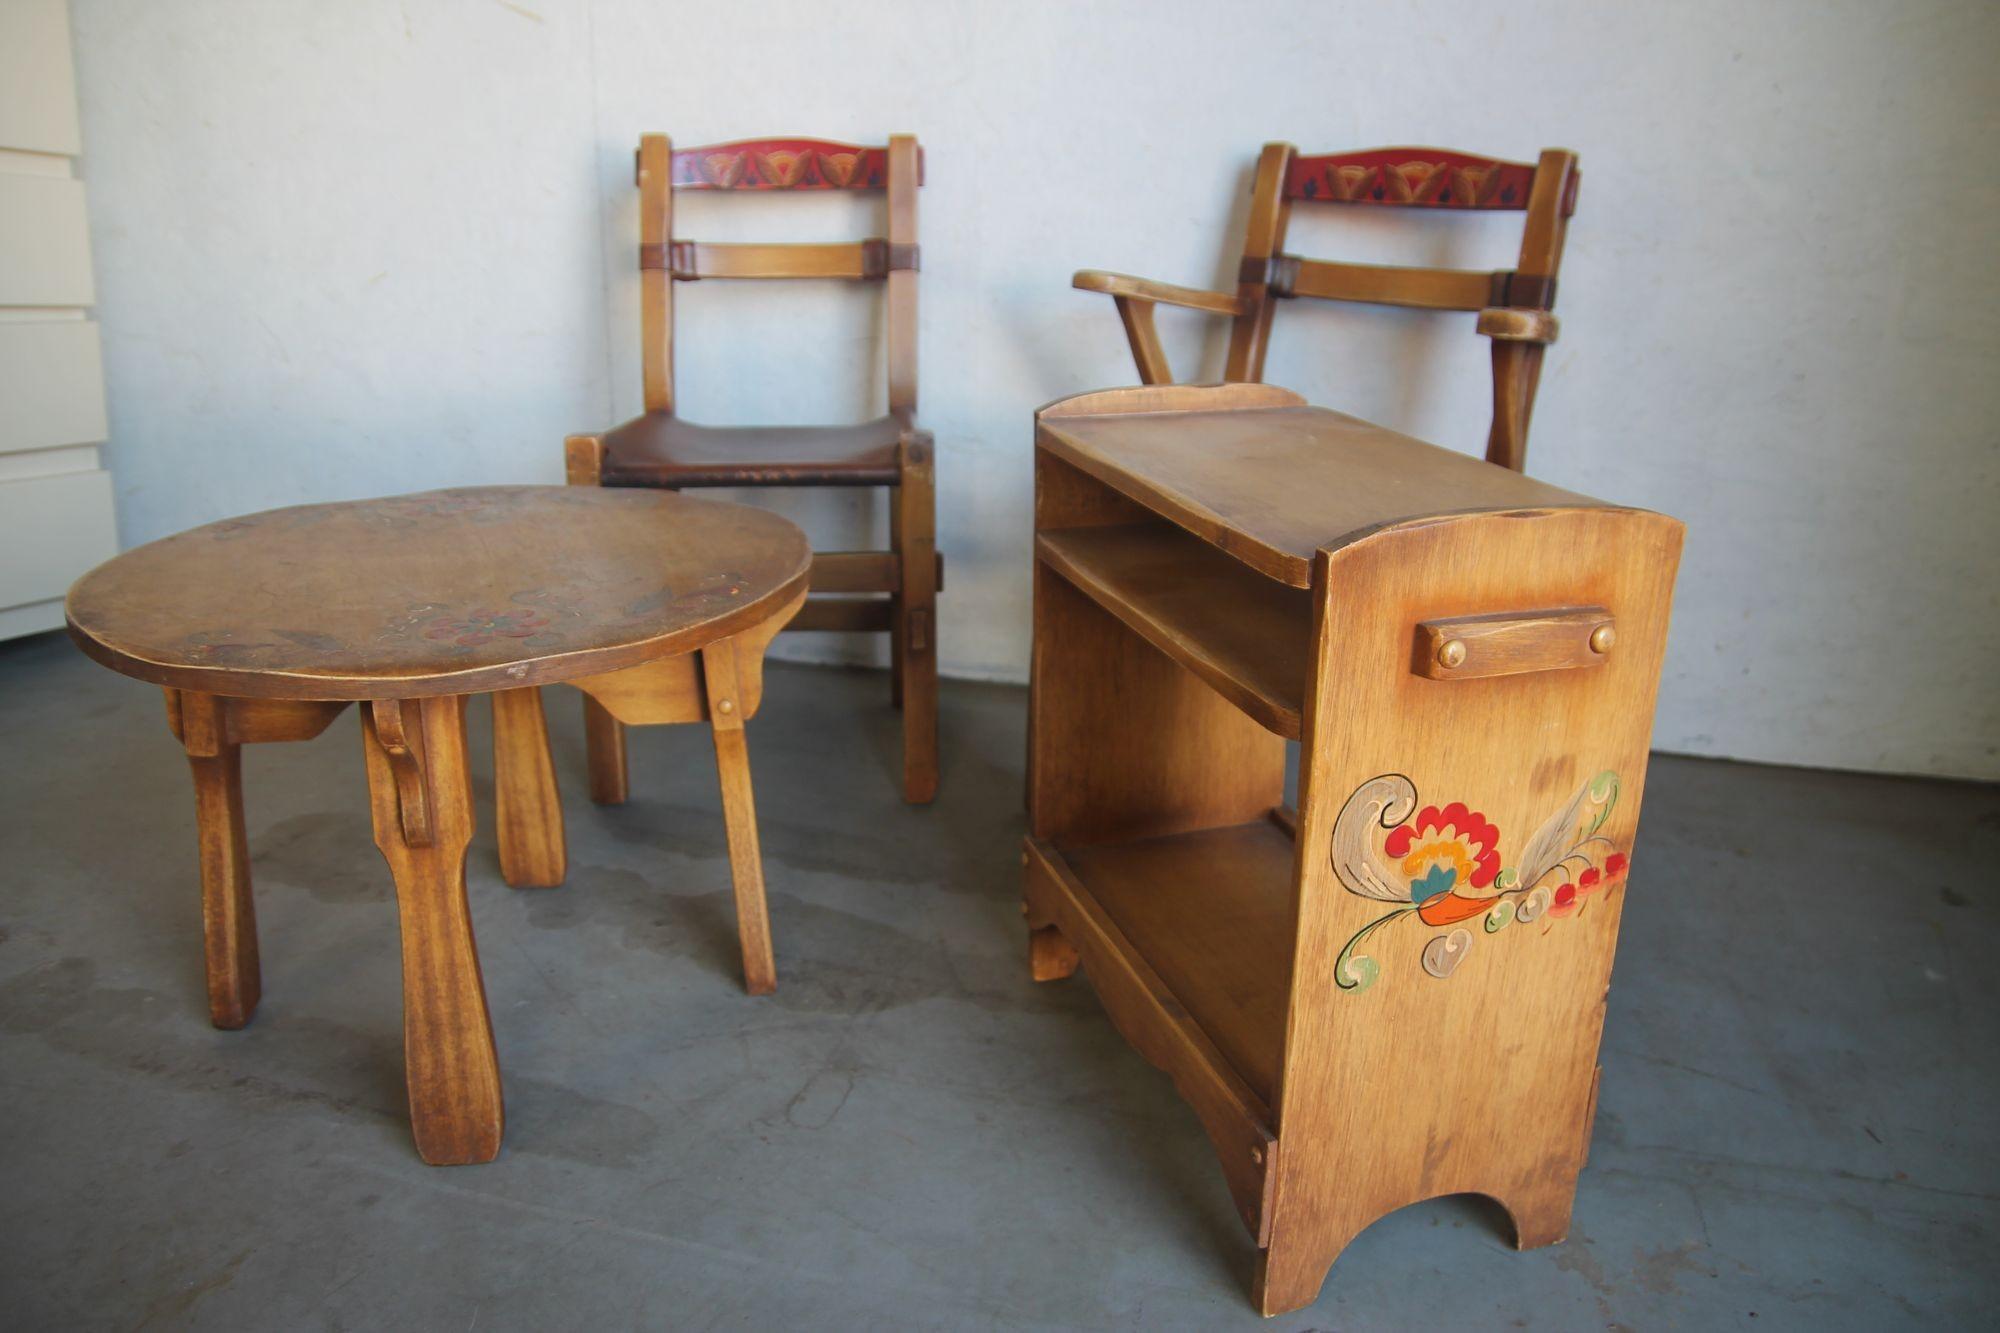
[668,137,922,190]
[1285,146,1567,212]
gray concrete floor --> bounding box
[0,627,1994,1331]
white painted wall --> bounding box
[66,0,2000,780]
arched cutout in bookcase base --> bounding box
[1251,1179,1582,1316]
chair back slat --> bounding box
[635,133,923,420]
[651,240,913,282]
[1283,259,1500,312]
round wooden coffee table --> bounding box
[67,485,809,1164]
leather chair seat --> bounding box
[600,413,904,488]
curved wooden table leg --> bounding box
[582,696,629,805]
[363,695,503,1165]
[170,690,261,1029]
[492,687,565,888]
[700,639,777,996]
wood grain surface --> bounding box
[66,486,811,699]
[1026,387,1684,1315]
[1038,393,1604,586]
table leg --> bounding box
[170,690,261,1030]
[362,695,503,1165]
[582,695,629,805]
[700,639,777,996]
[491,687,565,888]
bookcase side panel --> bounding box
[1255,506,1684,1316]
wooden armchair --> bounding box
[566,133,939,803]
[1074,144,1579,471]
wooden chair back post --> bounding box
[1484,148,1577,470]
[638,133,676,414]
[885,134,919,419]
[1223,143,1296,382]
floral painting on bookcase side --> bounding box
[1329,769,1628,993]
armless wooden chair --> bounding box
[566,133,939,804]
[1074,144,1579,471]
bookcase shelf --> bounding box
[1048,816,1297,1104]
[1036,523,1310,737]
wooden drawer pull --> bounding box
[1414,607,1615,681]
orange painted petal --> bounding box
[1418,892,1490,926]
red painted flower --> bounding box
[1386,802,1503,925]
[422,607,548,647]
[1385,802,1501,895]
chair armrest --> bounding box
[1476,307,1560,344]
[1073,270,1248,317]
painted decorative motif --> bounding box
[1330,771,1628,993]
[1286,147,1538,210]
[372,570,750,659]
[377,594,565,657]
[670,139,896,191]
[419,607,552,647]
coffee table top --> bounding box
[67,486,812,700]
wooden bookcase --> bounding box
[1023,383,1684,1316]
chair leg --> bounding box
[492,687,565,888]
[701,638,777,996]
[582,696,629,805]
[895,439,940,804]
[888,489,906,709]
[173,691,261,1030]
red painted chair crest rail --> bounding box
[1285,147,1554,210]
[668,138,923,190]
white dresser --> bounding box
[0,0,116,639]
